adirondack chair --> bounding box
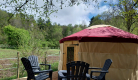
[28,55,51,74]
[21,57,53,80]
[58,61,90,80]
[89,59,112,80]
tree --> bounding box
[72,26,82,33]
[9,13,36,29]
[110,0,138,32]
[0,0,98,22]
[3,25,30,48]
[51,24,63,47]
[61,25,68,38]
[99,11,126,30]
[89,16,94,27]
[37,17,46,30]
[89,15,103,26]
[0,9,9,27]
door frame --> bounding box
[62,41,79,70]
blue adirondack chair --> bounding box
[21,57,53,80]
[89,59,112,80]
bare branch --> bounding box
[133,0,138,7]
[8,0,29,23]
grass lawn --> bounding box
[0,48,60,58]
[0,48,19,58]
[47,49,60,55]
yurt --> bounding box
[58,25,138,80]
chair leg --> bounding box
[101,76,105,80]
[49,71,53,80]
[58,74,62,80]
[87,77,90,80]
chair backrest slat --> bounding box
[99,59,112,79]
[71,62,75,80]
[78,62,85,80]
[21,57,35,79]
[66,61,89,80]
[28,55,39,67]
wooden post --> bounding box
[45,52,47,70]
[17,52,19,79]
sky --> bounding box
[0,0,118,26]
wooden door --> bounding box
[67,47,74,63]
[62,41,79,70]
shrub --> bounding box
[51,61,59,71]
[3,25,30,48]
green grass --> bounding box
[0,75,17,80]
[0,48,19,58]
[0,48,60,58]
[47,49,60,55]
[0,72,27,80]
[41,61,59,71]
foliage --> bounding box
[0,75,17,80]
[0,31,8,44]
[9,13,37,30]
[3,25,30,48]
[0,0,98,21]
[89,16,94,27]
[72,26,82,33]
[0,9,9,27]
[51,61,59,71]
[89,15,103,26]
[110,0,138,32]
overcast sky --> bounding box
[0,0,118,26]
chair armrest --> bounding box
[32,66,40,69]
[40,64,51,69]
[58,70,67,78]
[90,70,108,78]
[89,67,102,69]
[33,69,53,74]
[40,64,51,66]
[91,70,108,73]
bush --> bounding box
[51,62,59,71]
[3,25,30,48]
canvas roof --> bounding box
[59,25,138,43]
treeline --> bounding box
[89,12,138,35]
[1,2,138,49]
[0,9,87,48]
[89,0,138,34]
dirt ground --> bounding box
[12,71,58,80]
[47,71,58,80]
[47,55,59,63]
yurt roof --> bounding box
[59,25,138,43]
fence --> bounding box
[0,52,60,79]
[0,52,21,79]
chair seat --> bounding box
[58,70,90,80]
[35,73,49,80]
[92,76,98,79]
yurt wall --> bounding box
[58,40,79,70]
[78,42,138,80]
